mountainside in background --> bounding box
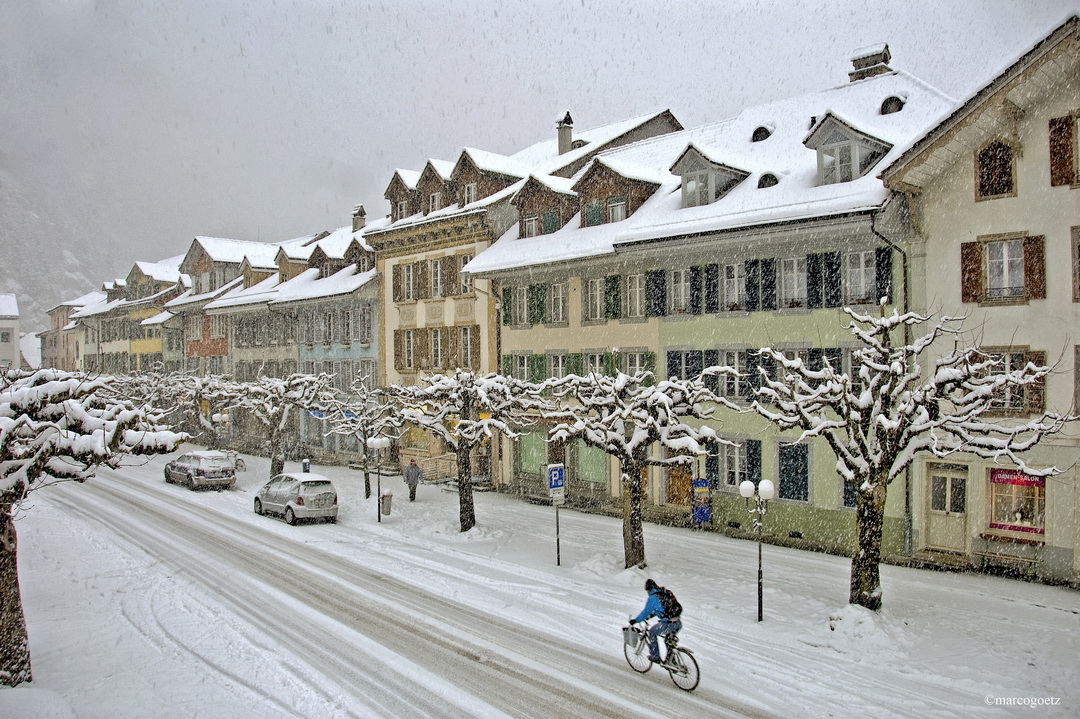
[0,162,128,332]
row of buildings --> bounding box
[36,18,1079,584]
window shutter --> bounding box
[687,350,704,379]
[688,266,703,315]
[742,350,758,396]
[502,354,512,376]
[443,256,459,296]
[746,439,762,484]
[703,349,720,392]
[704,264,720,314]
[646,270,666,317]
[807,347,824,372]
[585,200,602,227]
[416,261,430,299]
[447,325,461,369]
[744,259,761,311]
[528,354,546,382]
[469,325,480,370]
[666,351,681,380]
[824,251,843,308]
[604,275,621,319]
[875,247,893,305]
[392,265,404,302]
[642,351,656,386]
[602,352,618,376]
[1025,350,1047,414]
[565,353,583,376]
[806,253,823,309]
[778,443,809,501]
[394,330,404,371]
[501,287,512,325]
[760,258,777,311]
[705,448,720,490]
[1049,116,1075,186]
[960,242,983,303]
[542,210,558,234]
[528,284,548,324]
[416,328,431,369]
[1023,235,1046,299]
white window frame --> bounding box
[549,353,566,378]
[430,259,444,298]
[820,138,855,185]
[359,358,376,388]
[404,329,415,369]
[718,349,743,399]
[550,282,568,324]
[512,286,528,326]
[624,351,645,376]
[990,350,1027,411]
[986,238,1025,300]
[404,262,416,300]
[625,273,645,318]
[358,305,373,343]
[846,250,877,305]
[523,215,539,238]
[682,170,711,207]
[514,354,529,381]
[670,269,691,313]
[585,278,604,321]
[459,254,473,295]
[464,183,478,205]
[607,196,627,223]
[460,326,473,368]
[722,263,745,311]
[431,328,443,368]
[396,200,408,221]
[429,191,442,213]
[779,257,807,308]
[722,443,747,488]
[585,352,604,376]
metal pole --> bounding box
[556,506,561,567]
[757,516,763,622]
[376,454,382,524]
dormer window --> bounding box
[807,117,891,186]
[395,200,409,221]
[684,171,711,207]
[880,96,905,115]
[523,215,539,237]
[670,144,749,208]
[429,192,442,213]
[463,182,478,205]
[607,196,627,223]
[758,173,779,188]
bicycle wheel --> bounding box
[667,648,699,692]
[623,633,652,673]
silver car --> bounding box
[164,451,237,490]
[254,473,338,525]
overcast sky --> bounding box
[1,0,1075,277]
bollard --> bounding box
[380,492,393,516]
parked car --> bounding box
[254,473,338,525]
[163,451,237,490]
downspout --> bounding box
[870,207,913,558]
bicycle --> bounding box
[622,621,700,691]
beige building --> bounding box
[0,294,19,370]
[883,15,1080,583]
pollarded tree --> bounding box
[387,370,551,532]
[325,380,399,499]
[548,370,737,569]
[0,369,185,686]
[749,309,1074,610]
[219,373,338,478]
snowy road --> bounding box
[43,464,758,719]
[11,451,1078,718]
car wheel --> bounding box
[285,507,297,526]
[164,470,172,483]
[187,473,196,491]
[254,498,263,515]
[325,516,337,524]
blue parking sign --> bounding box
[548,464,565,490]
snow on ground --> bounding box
[2,449,1077,718]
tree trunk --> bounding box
[849,473,888,610]
[0,507,32,686]
[458,447,475,532]
[621,466,646,568]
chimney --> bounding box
[849,43,892,82]
[352,204,366,231]
[557,111,574,155]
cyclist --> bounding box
[629,578,681,664]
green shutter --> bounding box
[528,284,548,324]
[778,443,809,501]
[542,210,558,234]
[501,287,512,325]
[502,354,512,376]
[643,351,656,386]
[528,354,546,382]
[746,439,762,484]
[565,353,584,376]
[604,275,621,319]
[585,200,602,227]
[602,352,619,376]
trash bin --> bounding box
[380,492,393,516]
[301,458,311,473]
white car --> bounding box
[163,451,237,490]
[254,473,338,525]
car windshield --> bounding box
[300,481,333,493]
[200,458,233,470]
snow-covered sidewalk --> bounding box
[3,451,1077,718]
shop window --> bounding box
[989,469,1044,534]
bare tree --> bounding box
[326,380,399,499]
[749,309,1075,610]
[548,370,737,569]
[0,369,184,686]
[387,370,551,532]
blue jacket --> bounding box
[633,589,668,623]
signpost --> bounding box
[547,464,565,566]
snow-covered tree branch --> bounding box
[325,380,400,499]
[748,309,1075,610]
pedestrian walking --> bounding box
[403,459,422,501]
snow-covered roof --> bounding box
[522,174,577,197]
[392,169,421,190]
[460,147,530,178]
[164,275,245,310]
[427,159,455,181]
[0,294,19,318]
[204,274,282,312]
[466,70,954,276]
[140,310,174,326]
[133,260,183,284]
[270,265,377,305]
[19,332,40,368]
[70,296,125,319]
[191,237,280,268]
[54,290,107,310]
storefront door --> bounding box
[667,464,693,506]
[926,464,968,552]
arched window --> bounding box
[880,96,905,115]
[758,173,779,188]
[977,140,1014,198]
[751,126,773,142]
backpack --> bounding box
[656,586,682,619]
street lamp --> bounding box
[739,478,775,622]
[367,436,391,522]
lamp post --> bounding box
[367,436,391,522]
[739,478,775,622]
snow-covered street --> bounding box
[4,450,1077,718]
